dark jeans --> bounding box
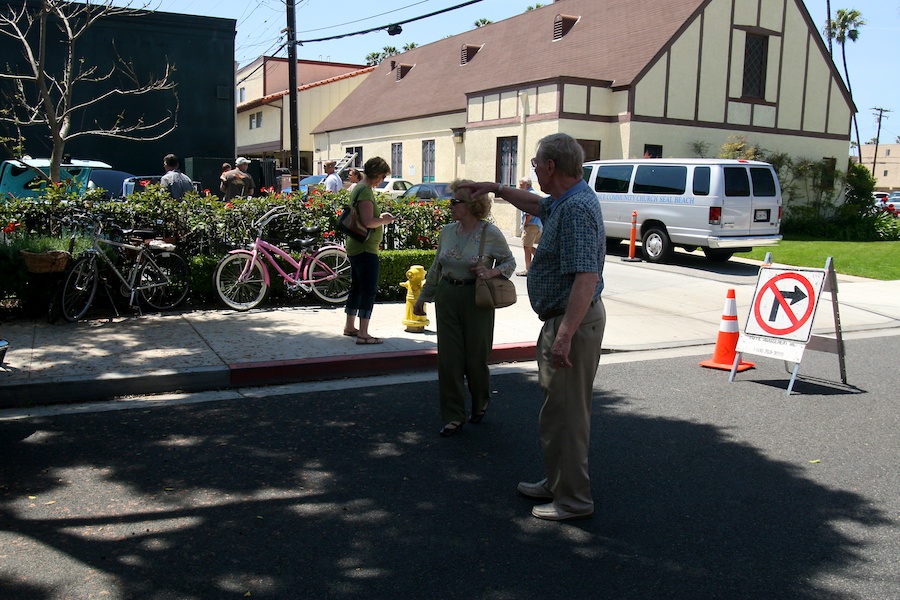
[345,251,380,320]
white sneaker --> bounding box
[531,503,593,521]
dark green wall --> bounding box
[0,1,236,177]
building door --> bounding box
[422,140,435,182]
[497,136,518,185]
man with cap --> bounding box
[323,160,342,194]
[221,157,255,201]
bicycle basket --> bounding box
[21,250,71,274]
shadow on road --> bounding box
[0,370,888,599]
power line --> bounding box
[296,0,483,45]
[296,0,430,35]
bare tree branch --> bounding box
[0,0,177,182]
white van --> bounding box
[582,158,782,262]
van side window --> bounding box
[724,167,751,197]
[595,165,633,193]
[693,166,711,196]
[633,165,686,194]
[750,167,777,197]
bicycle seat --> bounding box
[288,238,317,251]
[301,226,320,236]
[122,228,158,239]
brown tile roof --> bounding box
[313,0,706,133]
[237,66,376,113]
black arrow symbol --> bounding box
[768,285,808,321]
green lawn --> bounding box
[735,240,900,280]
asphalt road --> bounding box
[1,333,898,599]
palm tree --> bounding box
[474,18,492,27]
[825,8,865,160]
[825,1,833,56]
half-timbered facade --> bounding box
[311,0,854,233]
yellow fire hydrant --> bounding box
[400,265,430,333]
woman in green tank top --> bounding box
[343,157,397,344]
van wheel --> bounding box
[641,227,673,263]
[703,248,734,262]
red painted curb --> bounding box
[229,342,537,387]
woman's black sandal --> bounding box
[469,401,490,424]
[439,421,463,437]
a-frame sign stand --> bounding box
[729,255,847,395]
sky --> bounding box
[142,0,899,146]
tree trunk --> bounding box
[841,49,862,162]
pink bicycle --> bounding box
[214,205,351,310]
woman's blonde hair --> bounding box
[450,179,492,220]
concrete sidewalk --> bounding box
[2,238,899,407]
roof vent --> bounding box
[553,14,579,40]
[396,63,413,81]
[460,44,483,65]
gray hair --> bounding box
[537,133,584,178]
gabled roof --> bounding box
[313,0,707,133]
[238,66,376,113]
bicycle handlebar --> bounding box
[252,205,288,234]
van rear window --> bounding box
[594,165,633,193]
[750,167,777,197]
[724,167,751,197]
[633,165,687,195]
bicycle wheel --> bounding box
[61,256,98,322]
[214,252,269,310]
[140,252,190,311]
[307,247,351,304]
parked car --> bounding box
[399,182,453,201]
[297,175,326,196]
[88,169,134,200]
[876,191,900,214]
[375,177,413,198]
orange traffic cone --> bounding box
[700,288,754,372]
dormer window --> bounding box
[396,63,413,81]
[461,44,483,65]
[553,14,579,40]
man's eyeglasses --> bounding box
[531,158,539,168]
[450,198,466,205]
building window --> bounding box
[249,113,256,129]
[238,87,246,103]
[256,111,262,127]
[887,149,891,157]
[249,111,262,130]
[885,170,889,177]
[643,144,663,158]
[496,136,518,186]
[345,146,363,167]
[579,139,601,162]
[422,140,435,182]
[742,34,768,99]
[391,143,402,177]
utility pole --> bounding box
[871,107,891,175]
[286,0,300,180]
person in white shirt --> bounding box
[323,160,342,193]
